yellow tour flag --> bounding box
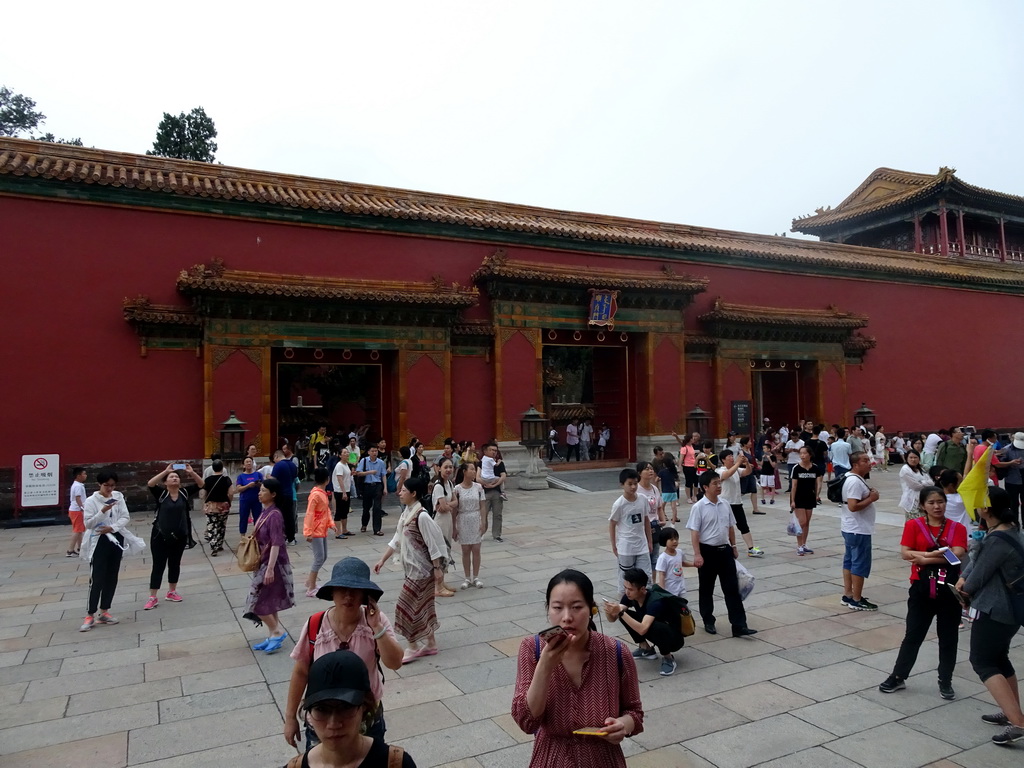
[958,446,991,522]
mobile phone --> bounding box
[172,463,186,471]
[104,497,117,506]
[538,625,565,642]
[572,727,608,736]
[940,548,961,566]
[947,583,968,606]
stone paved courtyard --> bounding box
[1,467,1022,767]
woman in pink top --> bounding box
[673,432,698,503]
[285,557,404,751]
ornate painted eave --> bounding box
[792,166,1024,234]
[177,260,478,309]
[699,300,869,346]
[473,249,707,309]
[451,320,496,338]
[123,296,202,327]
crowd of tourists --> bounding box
[64,417,1024,762]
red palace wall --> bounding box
[3,194,1023,479]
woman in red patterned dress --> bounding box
[512,569,644,767]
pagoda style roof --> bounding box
[176,260,478,308]
[472,250,708,293]
[792,166,1024,234]
[699,300,872,350]
[699,300,868,329]
[4,138,1024,293]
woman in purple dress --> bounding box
[244,477,295,653]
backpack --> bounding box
[826,473,848,504]
[988,531,1024,626]
[156,488,194,547]
[648,584,694,638]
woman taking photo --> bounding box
[285,557,404,751]
[79,471,131,631]
[512,569,644,767]
[285,650,416,768]
[453,461,486,589]
[430,457,457,597]
[373,476,448,664]
[244,477,295,653]
[899,450,931,521]
[145,463,203,610]
[790,446,823,556]
[956,488,1024,745]
[878,486,967,700]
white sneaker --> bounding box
[460,579,472,590]
[474,578,484,588]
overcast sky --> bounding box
[3,1,1022,237]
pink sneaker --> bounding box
[165,591,183,603]
[144,596,159,610]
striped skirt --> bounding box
[394,576,439,644]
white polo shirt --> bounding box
[685,496,736,547]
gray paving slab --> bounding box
[825,721,959,767]
[128,703,283,763]
[791,692,904,737]
[683,712,834,768]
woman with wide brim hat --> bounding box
[284,557,404,751]
[284,650,417,768]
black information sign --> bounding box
[731,400,752,434]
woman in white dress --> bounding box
[453,462,486,589]
[430,457,457,597]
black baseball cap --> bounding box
[304,650,370,707]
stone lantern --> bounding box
[853,402,876,430]
[218,411,247,461]
[686,405,711,440]
[518,404,549,490]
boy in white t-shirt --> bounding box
[655,526,693,598]
[66,467,87,557]
[609,468,653,593]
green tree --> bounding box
[0,85,83,144]
[146,106,218,162]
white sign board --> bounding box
[21,454,61,507]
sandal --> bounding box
[435,587,456,597]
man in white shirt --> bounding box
[566,419,581,462]
[580,419,594,461]
[716,451,763,557]
[686,470,757,637]
[841,451,879,611]
[830,429,853,476]
[480,442,505,542]
[784,435,805,491]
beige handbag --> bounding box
[235,513,268,572]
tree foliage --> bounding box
[146,107,218,163]
[0,85,45,136]
[0,85,83,145]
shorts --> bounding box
[842,532,872,578]
[69,509,85,533]
[683,466,698,489]
[758,475,776,489]
[662,492,679,502]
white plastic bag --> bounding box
[787,512,803,537]
[735,560,755,600]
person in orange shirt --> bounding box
[304,467,337,598]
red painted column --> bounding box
[999,218,1008,262]
[913,215,922,253]
[938,204,949,257]
[956,209,966,257]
